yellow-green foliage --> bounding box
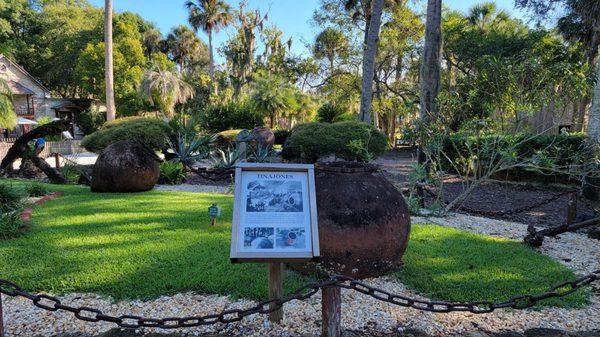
[81,117,170,153]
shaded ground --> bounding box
[376,148,597,230]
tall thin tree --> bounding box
[186,0,232,92]
[358,0,385,123]
[419,0,442,125]
[104,0,116,121]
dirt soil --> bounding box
[376,148,598,230]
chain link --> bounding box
[0,270,598,329]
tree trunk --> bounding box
[419,0,442,124]
[0,120,70,184]
[208,30,218,95]
[359,0,384,124]
[104,0,116,121]
[587,59,600,142]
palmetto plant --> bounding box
[0,77,16,129]
[139,67,195,118]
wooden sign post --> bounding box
[230,163,320,324]
[322,285,342,337]
[268,262,284,323]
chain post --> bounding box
[566,192,577,225]
[321,285,341,337]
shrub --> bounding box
[316,103,350,123]
[0,209,23,240]
[60,165,82,184]
[273,129,291,145]
[159,161,186,185]
[0,183,25,212]
[25,182,49,197]
[283,121,388,162]
[441,133,590,177]
[75,108,106,135]
[199,101,264,133]
[81,117,170,153]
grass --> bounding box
[0,179,589,307]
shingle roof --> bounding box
[0,54,51,95]
[6,80,36,95]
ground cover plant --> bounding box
[0,180,588,307]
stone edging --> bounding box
[20,192,64,222]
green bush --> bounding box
[199,101,264,133]
[81,117,170,153]
[441,133,590,176]
[75,108,106,135]
[283,121,388,162]
[25,182,49,197]
[0,183,24,212]
[273,129,291,145]
[159,161,186,185]
[0,209,23,240]
[316,103,350,123]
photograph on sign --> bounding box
[230,164,319,261]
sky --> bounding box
[88,0,532,62]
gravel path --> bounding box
[3,214,599,337]
[154,184,230,194]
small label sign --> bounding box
[209,204,221,217]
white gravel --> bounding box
[3,213,599,337]
[154,184,230,194]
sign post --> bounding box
[268,262,284,323]
[230,163,320,324]
[322,285,341,337]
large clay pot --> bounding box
[292,162,411,279]
[91,140,160,193]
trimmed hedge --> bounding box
[282,121,388,162]
[81,117,170,153]
[441,133,590,176]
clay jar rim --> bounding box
[315,161,379,174]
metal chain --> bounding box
[0,270,598,329]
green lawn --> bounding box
[0,179,588,307]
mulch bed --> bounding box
[424,178,597,230]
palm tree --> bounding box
[104,0,116,121]
[358,0,385,123]
[251,73,297,128]
[139,67,195,118]
[313,27,349,75]
[185,0,232,87]
[0,78,16,129]
[165,25,205,74]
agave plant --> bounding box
[169,133,215,169]
[247,144,274,163]
[211,147,241,169]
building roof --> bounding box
[6,80,36,95]
[0,54,51,95]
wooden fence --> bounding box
[0,140,85,162]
